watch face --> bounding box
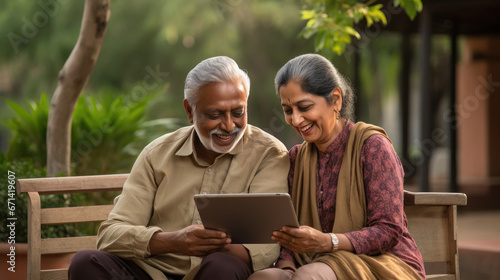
[333,236,339,243]
[331,233,339,245]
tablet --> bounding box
[194,193,299,244]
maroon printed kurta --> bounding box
[279,120,425,279]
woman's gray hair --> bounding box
[274,53,356,122]
[184,56,250,106]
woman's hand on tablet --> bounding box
[271,225,331,254]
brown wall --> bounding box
[457,36,500,179]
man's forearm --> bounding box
[149,231,183,256]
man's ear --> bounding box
[183,99,194,124]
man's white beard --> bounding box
[194,124,247,154]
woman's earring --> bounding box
[335,109,340,120]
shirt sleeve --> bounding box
[246,145,290,194]
[244,145,291,271]
[97,148,163,259]
[343,134,406,255]
[275,145,300,265]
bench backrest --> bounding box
[17,174,128,280]
[17,175,467,280]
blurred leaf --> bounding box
[344,26,360,39]
[301,9,316,20]
[315,30,328,50]
[398,0,423,20]
[300,0,422,56]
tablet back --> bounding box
[194,193,299,244]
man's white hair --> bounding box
[184,56,250,107]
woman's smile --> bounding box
[299,123,314,134]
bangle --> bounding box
[329,233,339,252]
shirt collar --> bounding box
[176,127,196,157]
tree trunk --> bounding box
[47,0,110,176]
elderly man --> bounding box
[68,56,289,280]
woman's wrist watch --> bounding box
[329,233,339,252]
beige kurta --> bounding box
[97,125,290,279]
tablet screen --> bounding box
[194,193,299,244]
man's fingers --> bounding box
[199,236,230,246]
[192,226,227,239]
[190,241,229,256]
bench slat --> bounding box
[41,268,68,280]
[17,174,128,195]
[42,236,97,254]
[41,205,114,225]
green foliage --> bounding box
[2,89,179,175]
[394,0,423,20]
[71,89,157,175]
[300,0,422,56]
[3,93,49,168]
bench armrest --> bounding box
[404,190,467,206]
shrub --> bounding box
[70,89,156,174]
[2,89,183,175]
[3,94,49,168]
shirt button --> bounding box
[326,154,330,158]
[320,191,323,194]
[207,168,212,172]
[322,229,328,233]
[195,220,202,225]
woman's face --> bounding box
[279,81,343,151]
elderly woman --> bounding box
[249,54,425,280]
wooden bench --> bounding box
[17,174,128,280]
[17,174,467,280]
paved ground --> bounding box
[458,210,500,243]
[457,210,500,280]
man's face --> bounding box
[184,80,248,161]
